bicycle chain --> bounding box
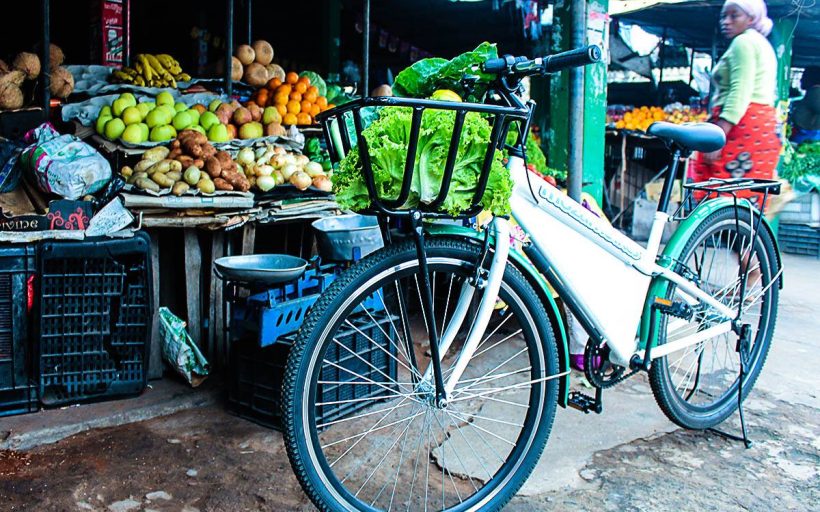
[584,341,640,389]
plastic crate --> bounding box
[779,193,820,227]
[36,233,152,406]
[778,223,820,258]
[0,245,38,417]
[228,312,398,430]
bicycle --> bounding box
[281,45,783,511]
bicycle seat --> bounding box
[647,121,726,153]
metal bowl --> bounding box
[312,214,384,261]
[213,254,308,285]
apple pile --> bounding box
[207,98,285,140]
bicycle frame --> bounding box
[433,156,739,395]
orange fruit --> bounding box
[286,71,299,84]
[274,92,290,105]
[309,104,321,117]
[275,104,287,117]
[267,77,282,90]
[289,91,302,102]
[276,84,292,95]
[307,85,319,96]
[294,82,307,94]
[304,91,318,103]
[283,113,298,125]
[300,100,312,112]
[298,75,310,85]
[286,100,301,114]
[257,90,269,104]
[296,112,311,125]
[315,96,328,109]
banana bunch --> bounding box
[111,53,192,88]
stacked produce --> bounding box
[231,40,282,87]
[781,141,820,184]
[0,44,73,109]
[607,104,709,131]
[234,144,332,192]
[249,72,334,126]
[111,53,191,87]
[207,98,285,139]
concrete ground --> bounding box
[0,254,817,511]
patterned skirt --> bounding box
[689,103,780,209]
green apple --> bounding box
[99,105,112,118]
[119,92,137,108]
[112,98,130,117]
[157,105,175,118]
[186,108,200,127]
[145,108,172,128]
[207,123,229,143]
[144,101,156,111]
[208,99,222,112]
[150,124,177,142]
[199,111,220,131]
[189,125,206,135]
[172,111,193,131]
[138,123,149,140]
[121,106,142,125]
[238,121,263,140]
[104,118,126,140]
[156,91,174,106]
[96,115,113,135]
[262,106,281,125]
[174,101,187,112]
[121,123,146,144]
[136,102,153,119]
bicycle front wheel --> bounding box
[650,206,780,429]
[282,237,559,512]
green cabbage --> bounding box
[333,106,512,216]
[300,71,327,97]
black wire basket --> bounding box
[315,96,530,219]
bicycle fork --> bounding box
[413,215,511,406]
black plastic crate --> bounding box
[36,233,152,405]
[228,313,398,430]
[0,244,38,417]
[778,223,820,258]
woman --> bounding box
[690,0,780,209]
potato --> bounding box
[120,166,133,178]
[172,181,190,196]
[213,177,233,191]
[135,178,160,192]
[176,155,194,167]
[151,173,175,188]
[193,158,204,168]
[184,166,201,185]
[168,160,183,173]
[215,150,233,168]
[197,178,216,194]
[147,160,172,175]
[165,171,182,183]
[143,146,170,162]
[168,148,183,160]
[205,157,222,178]
[129,171,148,184]
[134,159,155,173]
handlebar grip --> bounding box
[483,56,511,74]
[543,45,602,73]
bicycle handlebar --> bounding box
[483,45,602,76]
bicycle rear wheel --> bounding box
[650,206,780,429]
[282,237,559,511]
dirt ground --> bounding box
[1,387,817,512]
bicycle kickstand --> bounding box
[707,324,753,449]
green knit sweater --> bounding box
[711,29,777,125]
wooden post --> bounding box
[208,231,226,369]
[148,230,163,379]
[184,229,202,348]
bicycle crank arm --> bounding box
[443,217,511,396]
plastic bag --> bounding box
[21,123,111,200]
[158,307,210,387]
[0,137,25,192]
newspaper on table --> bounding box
[158,307,210,387]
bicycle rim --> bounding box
[287,242,557,511]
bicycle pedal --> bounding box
[568,390,603,414]
[652,297,693,321]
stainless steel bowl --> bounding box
[312,214,384,261]
[213,254,308,285]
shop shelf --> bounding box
[0,245,38,417]
[228,312,398,431]
[778,223,820,258]
[36,233,152,406]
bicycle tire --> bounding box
[649,206,780,429]
[282,237,559,511]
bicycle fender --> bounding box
[638,198,782,350]
[424,223,571,407]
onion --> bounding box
[312,175,332,192]
[290,170,312,191]
[294,154,310,167]
[256,164,274,177]
[237,148,255,165]
[273,170,285,185]
[270,154,289,168]
[305,161,324,177]
[281,163,299,181]
[256,175,276,192]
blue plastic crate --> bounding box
[232,264,384,347]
